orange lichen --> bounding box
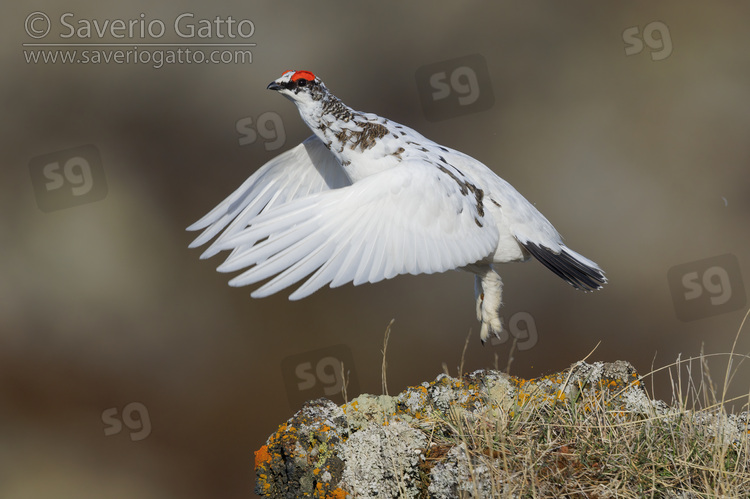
[254,445,272,469]
[326,487,349,498]
[314,482,348,498]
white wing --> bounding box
[187,135,350,258]
[212,160,499,300]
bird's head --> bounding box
[267,70,328,106]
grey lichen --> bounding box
[341,420,427,498]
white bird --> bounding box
[188,70,606,343]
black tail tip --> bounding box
[522,242,606,291]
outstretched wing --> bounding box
[187,135,350,258]
[211,161,500,300]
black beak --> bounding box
[267,81,283,91]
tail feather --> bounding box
[521,241,606,291]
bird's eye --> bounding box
[297,78,307,87]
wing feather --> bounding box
[212,160,499,299]
[187,135,350,258]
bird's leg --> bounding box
[466,264,504,344]
[474,274,484,323]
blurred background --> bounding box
[2,1,749,497]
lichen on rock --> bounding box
[254,361,750,497]
[254,398,348,498]
[340,420,427,498]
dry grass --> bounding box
[421,377,749,497]
[401,311,750,497]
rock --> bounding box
[254,399,348,498]
[253,361,749,497]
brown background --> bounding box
[2,2,749,497]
